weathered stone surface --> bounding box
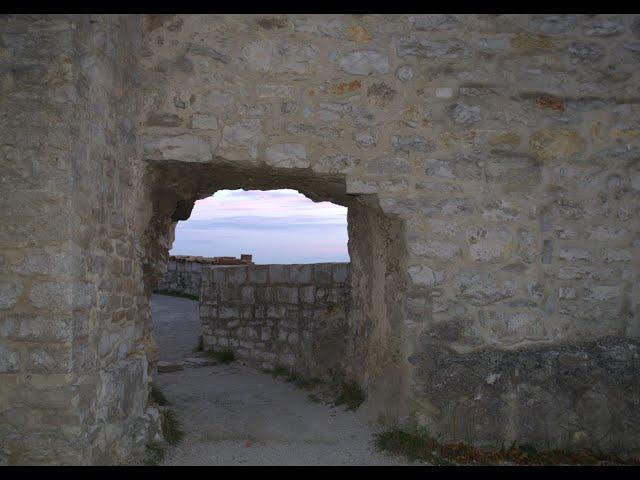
[157,361,184,373]
[466,226,513,262]
[337,50,390,76]
[143,134,211,162]
[190,114,218,130]
[219,120,263,159]
[408,239,460,260]
[529,129,584,160]
[4,13,640,465]
[407,265,444,287]
[396,36,467,58]
[409,14,461,31]
[313,154,359,173]
[265,143,308,168]
[0,345,20,373]
[200,263,349,379]
[256,84,296,98]
[392,135,434,153]
[241,39,318,74]
[0,283,22,310]
[411,337,640,450]
[29,282,93,310]
[529,15,577,36]
[395,65,414,81]
[452,269,516,306]
[449,102,480,124]
[187,43,230,63]
[145,113,182,127]
[568,42,606,64]
[583,19,623,37]
[0,314,72,342]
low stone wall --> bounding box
[200,263,350,380]
[157,257,203,298]
[157,255,253,298]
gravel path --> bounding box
[150,294,409,466]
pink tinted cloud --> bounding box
[172,189,349,263]
[190,189,346,221]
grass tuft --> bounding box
[143,442,165,466]
[162,409,185,446]
[375,428,640,465]
[333,381,366,411]
[150,384,170,406]
[193,335,204,353]
[155,290,199,301]
[204,347,235,364]
[267,364,322,390]
[270,364,290,377]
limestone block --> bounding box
[248,266,268,284]
[452,269,516,306]
[478,310,546,346]
[466,226,513,263]
[409,239,461,260]
[396,36,468,59]
[0,314,72,342]
[407,265,444,287]
[191,114,218,130]
[157,361,184,373]
[256,84,296,98]
[396,65,414,81]
[337,50,390,76]
[29,281,93,310]
[313,264,332,284]
[265,143,308,168]
[409,14,462,31]
[0,345,20,373]
[332,264,348,283]
[313,154,359,173]
[219,120,263,159]
[0,282,22,310]
[143,134,212,162]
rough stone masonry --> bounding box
[157,254,253,298]
[1,14,640,464]
[200,263,350,380]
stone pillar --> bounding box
[0,14,157,465]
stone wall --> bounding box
[0,15,161,465]
[137,14,640,453]
[2,14,640,464]
[200,263,350,380]
[156,255,253,298]
[157,258,202,298]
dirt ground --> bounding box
[150,294,409,466]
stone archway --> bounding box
[140,159,412,426]
[2,13,640,466]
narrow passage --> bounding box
[151,294,408,465]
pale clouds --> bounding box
[170,189,349,264]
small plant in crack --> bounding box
[155,290,199,301]
[333,381,366,411]
[193,335,204,353]
[144,442,166,466]
[204,347,235,364]
[374,428,640,465]
[150,384,170,406]
[162,409,185,446]
[267,364,322,391]
[269,363,291,377]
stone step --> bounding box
[183,357,218,368]
[157,361,184,373]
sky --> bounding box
[170,189,349,264]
